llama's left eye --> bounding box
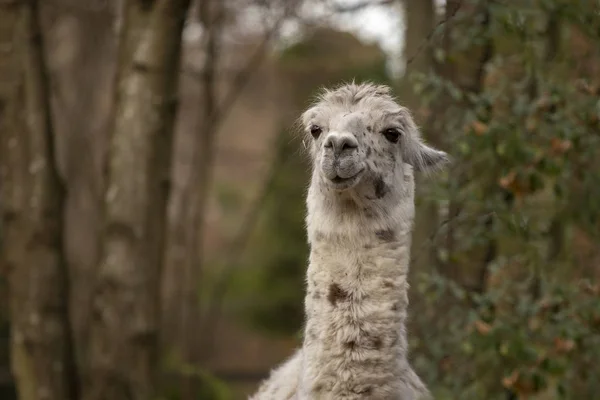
[382,128,401,143]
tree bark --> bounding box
[0,1,78,399]
[401,0,437,273]
[41,0,118,370]
[161,0,223,366]
[83,0,191,399]
[436,0,494,288]
[402,0,434,78]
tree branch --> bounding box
[405,0,463,67]
[178,0,224,366]
[200,133,290,360]
[329,0,394,13]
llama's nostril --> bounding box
[341,141,357,151]
[324,134,358,154]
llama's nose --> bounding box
[324,133,358,156]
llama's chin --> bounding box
[322,168,365,191]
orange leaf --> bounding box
[534,94,553,111]
[474,320,492,335]
[575,80,600,95]
[471,120,488,136]
[502,370,519,389]
[550,138,572,154]
[498,171,517,189]
[582,282,599,295]
[554,337,575,353]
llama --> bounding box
[251,82,448,399]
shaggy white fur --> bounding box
[250,83,448,399]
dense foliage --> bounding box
[409,1,600,398]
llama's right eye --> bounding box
[310,125,322,139]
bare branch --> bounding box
[178,0,225,366]
[410,211,496,267]
[200,134,291,359]
[329,0,394,13]
[187,2,301,359]
[162,0,300,369]
[405,0,462,67]
[211,2,299,129]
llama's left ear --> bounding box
[395,107,450,173]
[403,140,450,173]
[399,108,450,173]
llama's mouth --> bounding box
[326,169,364,190]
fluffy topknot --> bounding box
[315,81,395,107]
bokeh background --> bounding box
[1,0,599,399]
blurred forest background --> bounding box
[0,0,599,399]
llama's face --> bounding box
[302,84,449,197]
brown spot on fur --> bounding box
[328,283,348,306]
[344,340,357,350]
[367,126,373,132]
[374,177,389,198]
[355,387,373,395]
[391,302,400,311]
[371,336,382,349]
[312,383,324,393]
[383,279,395,288]
[313,291,321,299]
[366,147,372,157]
[376,229,396,242]
[314,231,326,241]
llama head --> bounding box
[301,82,449,237]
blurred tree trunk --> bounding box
[84,0,191,399]
[402,0,434,81]
[401,0,437,273]
[0,4,20,399]
[182,0,223,364]
[161,0,223,367]
[0,1,78,400]
[42,2,118,368]
[439,0,494,289]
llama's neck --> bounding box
[300,226,414,398]
[300,171,417,398]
